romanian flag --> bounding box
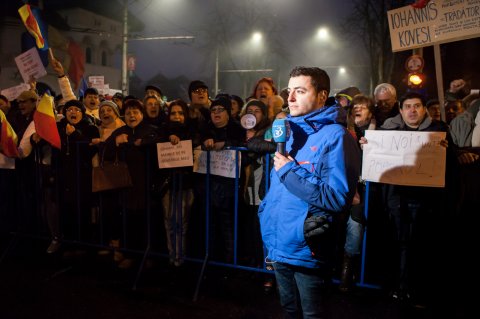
[68,40,86,89]
[0,110,19,158]
[34,94,61,149]
[18,4,47,50]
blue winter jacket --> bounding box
[258,104,360,268]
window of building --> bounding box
[86,47,92,63]
[101,51,107,66]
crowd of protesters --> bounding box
[1,56,479,314]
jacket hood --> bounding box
[288,104,347,134]
[381,113,432,130]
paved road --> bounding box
[0,236,468,319]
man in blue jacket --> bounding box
[258,66,360,318]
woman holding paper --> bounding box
[159,99,200,267]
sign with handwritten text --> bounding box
[362,130,446,187]
[14,47,47,83]
[388,0,480,52]
[193,149,241,178]
[157,140,193,168]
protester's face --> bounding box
[352,103,373,127]
[84,94,99,110]
[17,98,36,116]
[375,90,396,112]
[336,96,349,108]
[191,87,208,105]
[210,105,229,128]
[100,106,117,126]
[231,99,240,118]
[169,105,185,124]
[113,98,123,109]
[255,81,274,100]
[0,99,10,114]
[445,101,464,124]
[427,104,441,121]
[145,97,160,118]
[400,98,427,128]
[287,75,327,117]
[124,107,143,128]
[246,105,264,124]
[66,106,83,125]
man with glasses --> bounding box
[200,97,245,263]
[373,83,399,126]
[14,90,38,139]
[188,80,211,122]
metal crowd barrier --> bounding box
[3,143,434,295]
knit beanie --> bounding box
[336,87,361,101]
[245,99,267,117]
[210,97,231,116]
[63,99,86,116]
[99,100,120,118]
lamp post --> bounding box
[214,31,266,96]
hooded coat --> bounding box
[258,104,360,268]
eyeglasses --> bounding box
[192,88,208,94]
[210,107,226,114]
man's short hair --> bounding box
[289,66,330,95]
[84,87,99,96]
[399,92,426,109]
[373,83,397,99]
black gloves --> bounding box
[303,214,333,260]
[303,215,330,239]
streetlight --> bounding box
[214,31,265,95]
[252,31,263,43]
[316,27,329,41]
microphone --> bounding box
[272,118,289,155]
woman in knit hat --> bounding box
[56,99,99,248]
[93,100,126,144]
[91,100,126,262]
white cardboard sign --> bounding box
[193,149,241,179]
[1,83,31,101]
[157,140,193,168]
[361,130,446,187]
[14,47,47,83]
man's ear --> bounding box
[317,90,328,105]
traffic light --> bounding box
[407,72,425,88]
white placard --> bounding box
[97,84,110,96]
[108,88,122,96]
[388,1,480,52]
[14,47,47,83]
[88,76,105,87]
[1,83,31,101]
[361,130,446,187]
[157,140,193,168]
[193,149,241,179]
